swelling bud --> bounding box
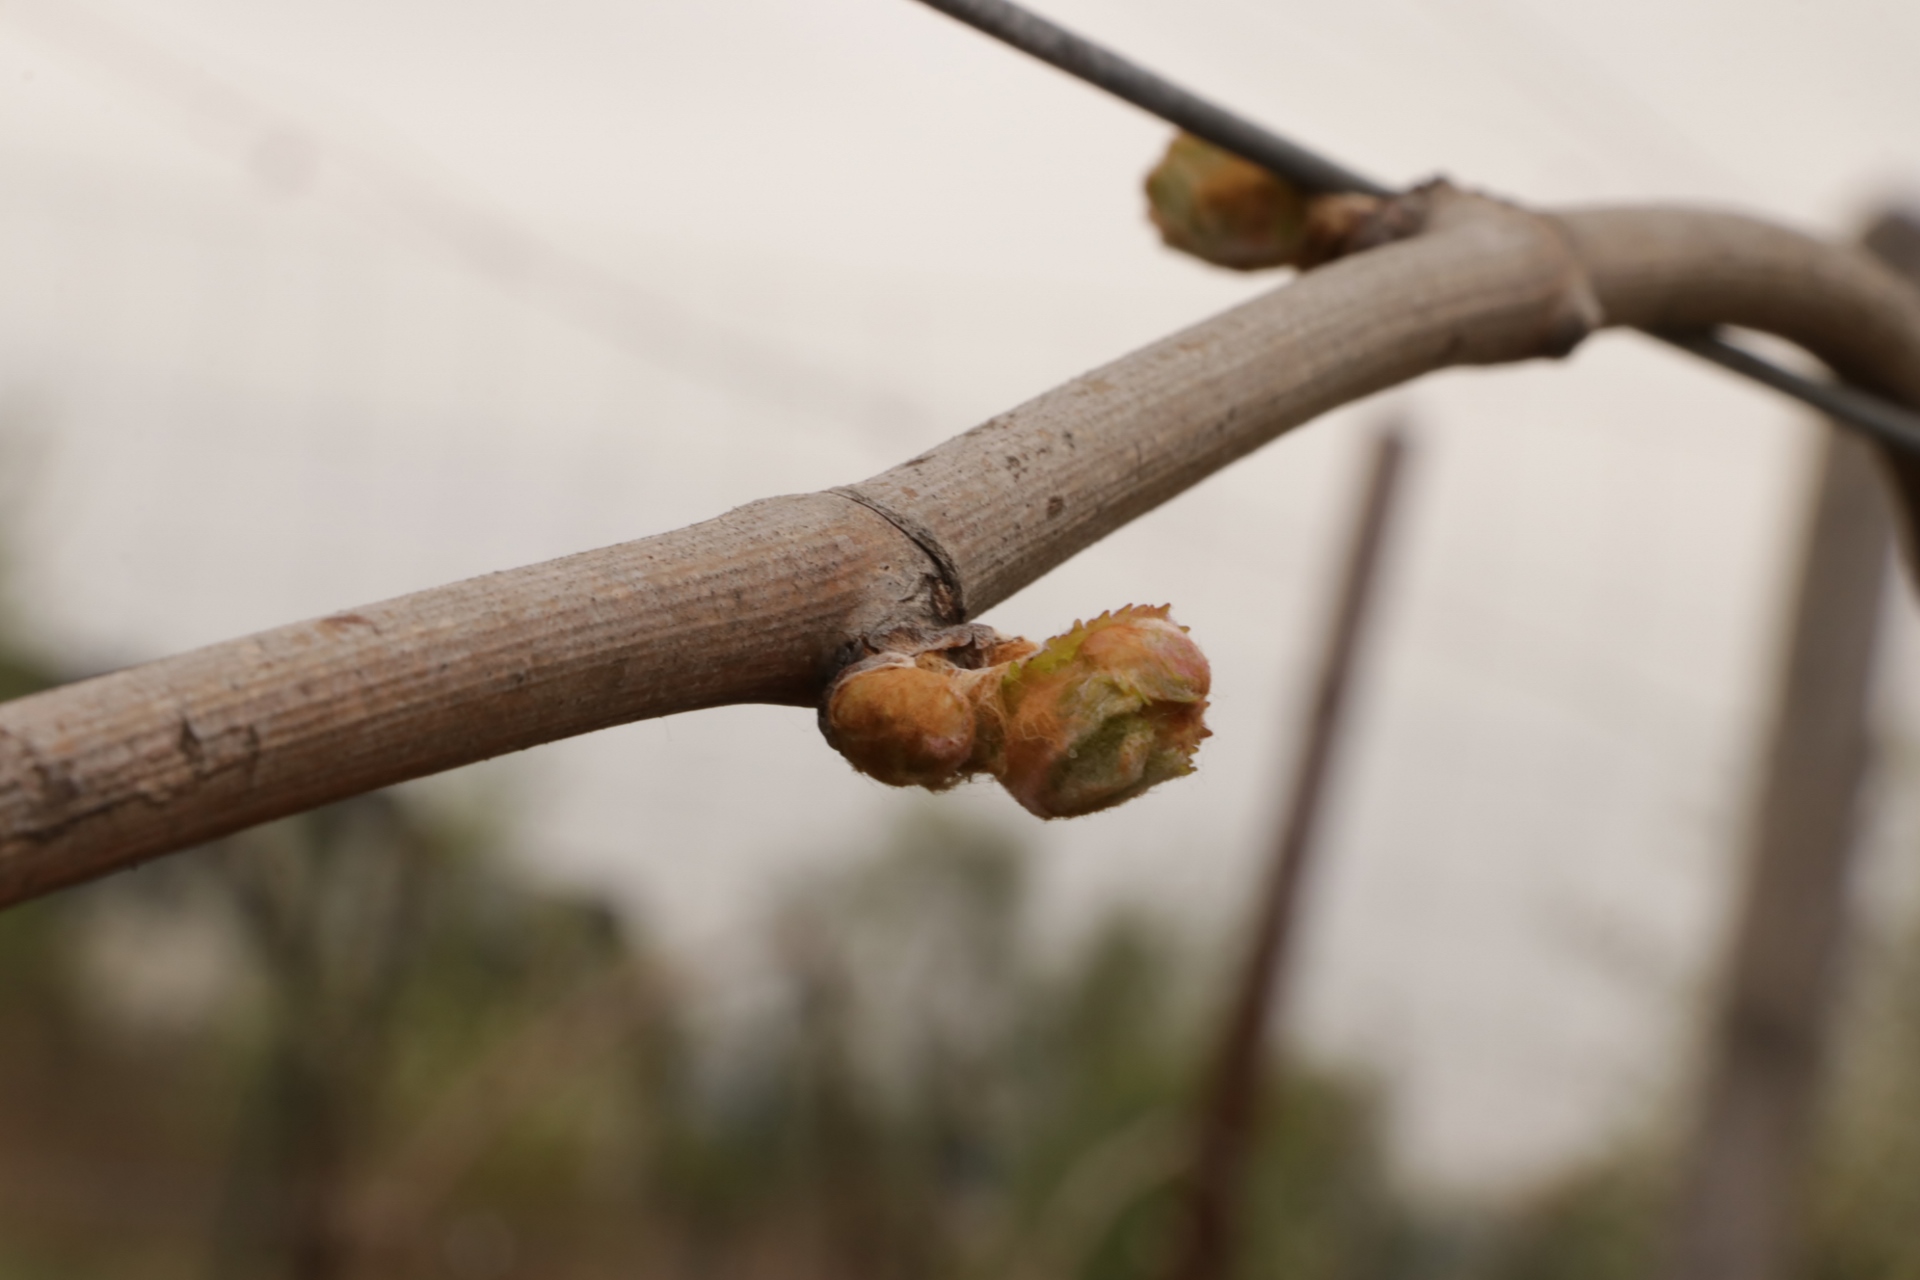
[1145,133,1395,272]
[994,606,1211,818]
[822,607,1210,818]
[1146,133,1310,270]
[822,659,979,790]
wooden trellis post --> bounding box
[1170,429,1410,1280]
[1660,209,1919,1280]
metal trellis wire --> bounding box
[909,0,1920,453]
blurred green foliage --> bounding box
[1803,906,1920,1280]
[0,785,1424,1280]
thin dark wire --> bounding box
[912,0,1385,197]
[908,0,1920,451]
[1658,331,1920,453]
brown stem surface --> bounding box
[4,190,1919,904]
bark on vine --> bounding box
[3,187,1918,905]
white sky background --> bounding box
[1,0,1918,1193]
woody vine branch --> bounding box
[2,187,1918,906]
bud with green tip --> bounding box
[992,606,1211,818]
[823,607,1210,818]
[1145,133,1394,273]
[1145,133,1311,271]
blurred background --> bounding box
[1,0,1919,1275]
